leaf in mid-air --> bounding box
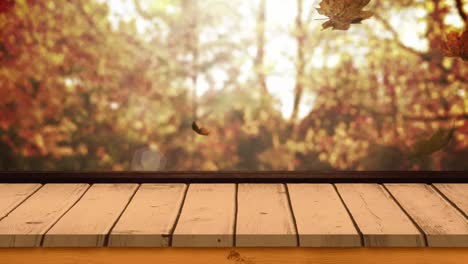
[192,121,210,136]
[442,29,468,61]
[409,128,455,159]
[317,0,374,31]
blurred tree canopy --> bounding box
[0,0,467,171]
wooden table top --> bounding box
[0,183,466,248]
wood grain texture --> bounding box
[172,184,236,247]
[43,184,138,247]
[432,183,468,216]
[385,184,468,247]
[0,184,42,220]
[1,248,467,264]
[335,184,424,247]
[236,184,297,247]
[109,184,187,247]
[0,184,89,247]
[287,184,360,247]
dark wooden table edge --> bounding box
[0,247,467,264]
[0,171,466,183]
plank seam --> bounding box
[284,184,300,247]
[104,184,141,247]
[40,184,91,247]
[332,184,364,247]
[381,184,428,247]
[233,183,239,247]
[168,183,189,247]
[0,184,43,222]
[431,184,467,219]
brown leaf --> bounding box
[317,0,373,31]
[192,121,210,136]
[442,29,468,61]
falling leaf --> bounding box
[317,0,374,31]
[192,121,210,136]
[442,29,468,61]
[409,128,455,159]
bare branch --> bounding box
[373,13,429,59]
[455,0,467,23]
[352,103,468,122]
[403,113,468,121]
[370,13,467,83]
[66,0,103,36]
[133,0,170,21]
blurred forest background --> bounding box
[0,0,467,171]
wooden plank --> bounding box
[172,184,236,247]
[287,184,360,247]
[236,184,297,247]
[1,248,468,264]
[43,184,138,247]
[109,184,187,247]
[432,184,468,216]
[385,184,468,247]
[335,184,424,247]
[0,184,42,220]
[0,184,89,247]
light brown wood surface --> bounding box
[43,184,138,247]
[0,184,41,220]
[236,184,297,247]
[385,184,468,247]
[432,183,468,216]
[0,183,467,248]
[0,184,89,247]
[0,248,467,264]
[335,184,424,247]
[109,184,187,247]
[172,184,236,247]
[287,184,360,247]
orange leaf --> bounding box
[442,29,468,61]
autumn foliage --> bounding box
[443,28,468,61]
[0,0,467,171]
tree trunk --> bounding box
[179,0,199,168]
[255,0,268,95]
[291,0,305,123]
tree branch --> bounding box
[455,0,467,23]
[403,113,468,121]
[133,0,170,21]
[351,103,468,122]
[373,13,430,59]
[371,13,467,83]
[66,0,104,37]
